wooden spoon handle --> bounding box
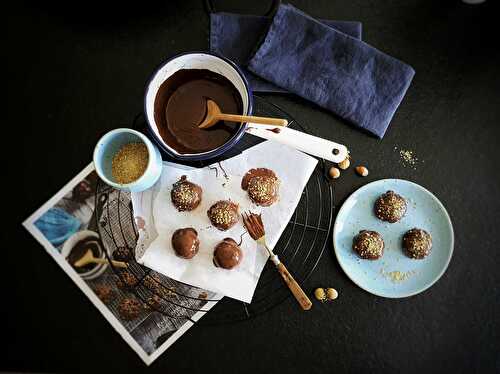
[276,262,312,310]
[92,258,128,268]
[217,113,288,127]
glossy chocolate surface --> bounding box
[154,69,243,154]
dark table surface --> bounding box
[7,0,500,373]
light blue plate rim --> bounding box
[332,179,454,298]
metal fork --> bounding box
[242,212,312,310]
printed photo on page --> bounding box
[23,164,219,365]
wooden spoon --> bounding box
[74,249,128,268]
[198,100,288,129]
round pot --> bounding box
[144,51,253,161]
[61,230,108,281]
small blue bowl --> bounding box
[144,51,253,161]
[93,128,162,192]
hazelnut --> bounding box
[328,167,341,179]
[326,288,338,300]
[355,166,369,177]
[338,158,350,170]
[314,288,326,302]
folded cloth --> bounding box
[34,207,81,247]
[210,12,362,93]
[247,4,415,138]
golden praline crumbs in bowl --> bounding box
[111,142,149,184]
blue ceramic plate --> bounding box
[333,179,454,298]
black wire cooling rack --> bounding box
[95,95,335,324]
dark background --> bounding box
[6,0,500,373]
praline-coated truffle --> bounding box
[403,228,432,259]
[118,298,142,320]
[352,230,384,260]
[241,168,280,207]
[374,190,407,223]
[171,176,202,211]
[207,200,239,231]
[116,271,138,289]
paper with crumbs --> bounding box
[131,140,318,302]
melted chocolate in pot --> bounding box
[154,69,243,154]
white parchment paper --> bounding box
[131,140,317,302]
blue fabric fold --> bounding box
[210,12,362,93]
[34,207,82,247]
[247,4,415,138]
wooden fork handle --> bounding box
[218,114,288,127]
[276,263,312,310]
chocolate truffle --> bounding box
[403,228,432,259]
[94,285,114,304]
[207,200,239,230]
[118,298,142,320]
[143,274,161,292]
[352,230,384,260]
[113,246,133,262]
[143,274,176,297]
[213,238,243,270]
[172,228,200,259]
[374,190,407,223]
[144,295,162,311]
[241,168,280,206]
[116,271,138,289]
[171,175,202,211]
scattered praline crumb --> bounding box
[394,146,419,170]
[379,268,417,283]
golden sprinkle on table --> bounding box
[395,146,418,169]
[112,142,148,184]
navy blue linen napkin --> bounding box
[247,4,415,138]
[210,12,362,93]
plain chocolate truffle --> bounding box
[171,175,202,211]
[207,200,239,231]
[171,228,200,259]
[374,190,407,223]
[241,168,280,207]
[403,228,432,259]
[213,238,243,269]
[353,230,385,260]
